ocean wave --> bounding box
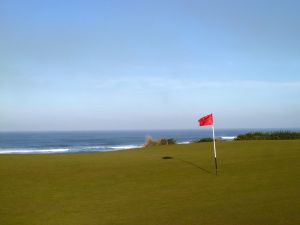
[0,145,143,154]
[178,141,191,144]
[220,136,236,140]
[0,148,70,154]
[83,146,108,150]
[108,145,143,150]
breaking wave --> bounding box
[0,145,143,154]
[0,148,70,154]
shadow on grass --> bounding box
[176,158,212,174]
[162,156,212,174]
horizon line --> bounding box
[1,128,300,133]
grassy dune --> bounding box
[0,141,299,225]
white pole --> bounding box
[212,125,218,175]
[212,125,216,158]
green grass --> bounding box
[0,140,300,225]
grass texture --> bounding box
[0,140,299,225]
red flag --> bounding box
[198,113,213,126]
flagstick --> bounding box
[212,125,218,175]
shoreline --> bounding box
[1,129,299,155]
[0,141,195,155]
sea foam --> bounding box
[0,145,143,154]
[0,148,70,154]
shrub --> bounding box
[236,131,300,140]
[193,137,213,143]
[167,138,176,144]
[145,136,157,147]
[144,136,176,147]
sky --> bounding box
[1,0,300,131]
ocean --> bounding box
[0,129,296,154]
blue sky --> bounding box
[1,0,300,131]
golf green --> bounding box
[0,140,299,225]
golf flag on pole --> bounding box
[198,113,218,175]
[198,113,213,126]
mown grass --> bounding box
[0,140,299,225]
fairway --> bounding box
[0,140,299,225]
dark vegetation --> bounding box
[236,131,300,140]
[145,131,300,147]
[193,137,214,143]
[145,136,176,147]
